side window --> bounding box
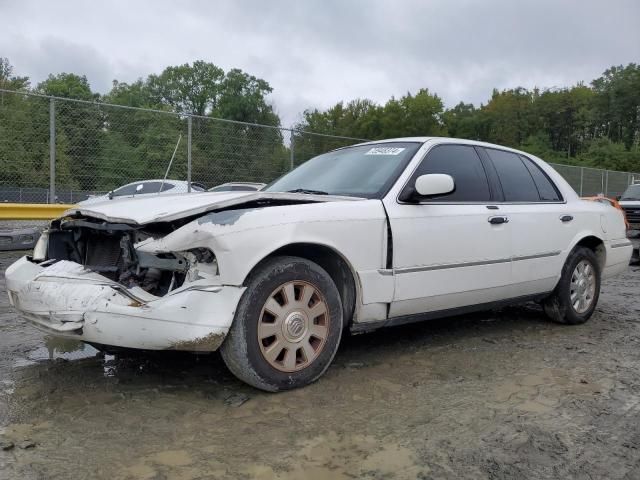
[485,149,540,202]
[137,182,162,194]
[409,145,491,202]
[111,183,139,197]
[520,156,562,201]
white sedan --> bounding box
[78,179,205,205]
[5,138,632,391]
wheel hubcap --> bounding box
[570,260,596,314]
[283,311,308,342]
[257,280,330,372]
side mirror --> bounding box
[108,191,114,200]
[399,174,455,203]
[415,174,455,197]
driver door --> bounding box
[383,143,513,318]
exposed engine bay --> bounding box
[35,197,321,297]
[40,216,215,296]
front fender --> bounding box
[136,201,388,286]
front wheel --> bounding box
[220,256,343,391]
[543,246,601,325]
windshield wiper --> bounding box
[286,188,329,195]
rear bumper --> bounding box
[5,256,245,351]
[603,241,633,278]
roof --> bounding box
[352,137,540,158]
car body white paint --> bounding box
[5,137,632,351]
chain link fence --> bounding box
[0,89,364,203]
[549,163,638,198]
[1,88,638,203]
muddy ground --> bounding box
[1,249,640,480]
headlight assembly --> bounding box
[32,230,49,262]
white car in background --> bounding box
[78,180,205,205]
[5,138,632,391]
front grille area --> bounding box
[622,207,640,225]
[84,235,122,272]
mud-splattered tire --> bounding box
[543,247,601,325]
[220,256,343,391]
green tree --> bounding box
[36,73,101,190]
[481,87,537,147]
[147,61,225,116]
[591,64,640,149]
[0,57,29,91]
[442,102,484,140]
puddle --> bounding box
[13,336,99,368]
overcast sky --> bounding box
[1,0,638,126]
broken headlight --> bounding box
[181,247,219,278]
[32,229,49,262]
[187,247,216,264]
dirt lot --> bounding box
[1,249,640,480]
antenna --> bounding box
[159,135,182,194]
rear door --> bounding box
[383,143,513,318]
[480,148,576,296]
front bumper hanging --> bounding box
[5,256,245,351]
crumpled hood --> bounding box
[64,191,361,225]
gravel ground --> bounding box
[1,250,640,479]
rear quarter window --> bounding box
[520,156,562,202]
[485,148,540,202]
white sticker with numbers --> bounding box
[365,147,406,156]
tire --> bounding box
[542,246,601,325]
[220,256,343,391]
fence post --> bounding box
[49,98,56,204]
[187,116,192,192]
[579,167,584,196]
[601,171,605,195]
[604,170,609,197]
[289,130,295,171]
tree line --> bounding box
[0,58,639,192]
[0,58,290,191]
[296,64,640,172]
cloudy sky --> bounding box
[1,0,638,125]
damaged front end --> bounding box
[5,215,245,351]
[40,216,219,297]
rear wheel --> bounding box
[220,256,343,391]
[543,247,601,325]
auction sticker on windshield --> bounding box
[365,147,406,155]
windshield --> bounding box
[621,184,640,200]
[264,142,422,199]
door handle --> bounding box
[560,215,574,222]
[488,216,509,225]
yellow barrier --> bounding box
[0,203,74,220]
